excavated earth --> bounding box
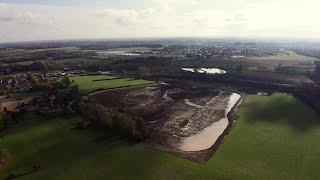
[90,83,243,163]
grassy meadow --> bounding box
[1,93,320,179]
[250,51,318,61]
[70,75,154,94]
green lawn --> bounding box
[1,94,320,179]
[70,75,154,93]
[250,51,318,61]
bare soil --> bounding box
[91,83,243,163]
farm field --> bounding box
[1,94,320,179]
[70,75,154,93]
[249,51,318,61]
[234,71,313,85]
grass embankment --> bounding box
[1,94,320,179]
[70,75,154,94]
[250,51,318,61]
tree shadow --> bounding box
[82,126,140,146]
[242,94,320,132]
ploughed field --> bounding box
[1,94,320,179]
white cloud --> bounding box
[1,0,320,42]
[0,3,8,11]
[96,8,148,26]
[0,3,35,24]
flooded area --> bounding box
[181,68,227,75]
[180,93,241,152]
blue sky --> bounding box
[0,0,320,42]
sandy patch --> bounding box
[184,99,203,108]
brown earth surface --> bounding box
[90,83,243,163]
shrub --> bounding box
[86,101,145,140]
[0,113,3,131]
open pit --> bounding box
[90,83,243,163]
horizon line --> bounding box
[2,36,320,45]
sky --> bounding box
[0,0,320,42]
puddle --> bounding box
[180,93,241,152]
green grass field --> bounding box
[70,75,154,93]
[250,51,318,61]
[1,93,320,179]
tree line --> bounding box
[79,101,145,140]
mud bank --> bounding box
[180,93,241,151]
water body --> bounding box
[181,68,226,75]
[96,50,140,56]
[180,93,241,152]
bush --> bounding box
[78,101,88,115]
[0,113,3,131]
[86,101,145,140]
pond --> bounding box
[181,68,226,75]
[96,50,140,56]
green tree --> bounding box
[41,61,49,78]
[138,66,151,78]
[71,85,80,101]
[121,69,128,77]
[77,101,87,115]
[31,75,39,87]
[235,64,243,73]
[61,77,71,87]
[2,108,12,129]
[0,103,3,130]
[70,85,81,112]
